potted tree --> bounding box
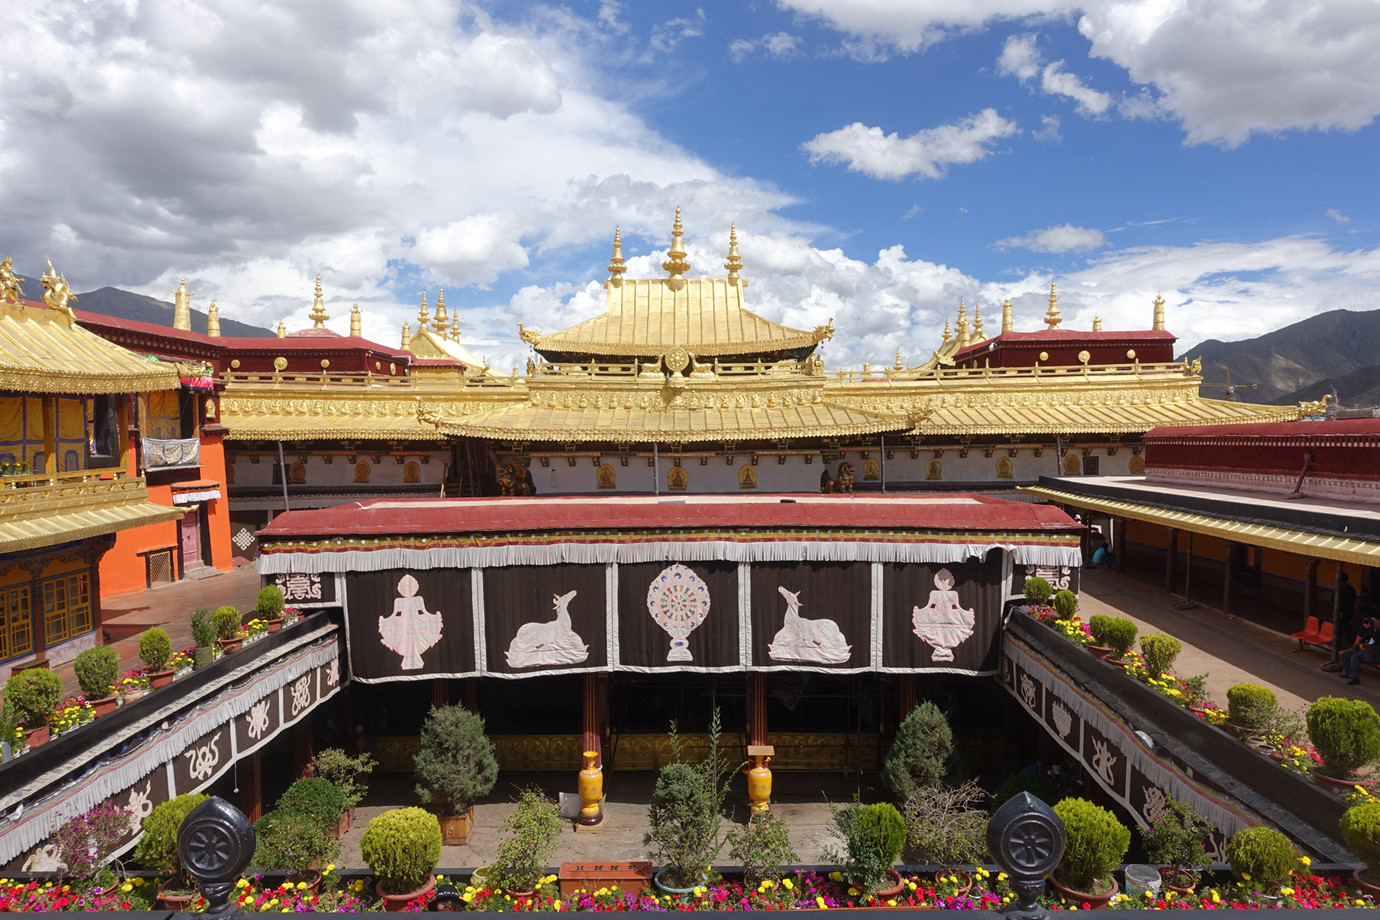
[900,778,989,870]
[1225,683,1278,740]
[132,793,209,908]
[1340,803,1380,896]
[139,627,175,689]
[644,708,736,894]
[190,608,218,669]
[490,789,563,896]
[1142,796,1213,891]
[413,703,498,845]
[4,668,61,748]
[212,605,243,653]
[823,801,907,897]
[1049,797,1129,908]
[1086,614,1115,660]
[256,585,287,632]
[1101,618,1138,663]
[360,806,443,911]
[1052,589,1079,620]
[309,747,377,833]
[1139,634,1183,680]
[1306,696,1380,793]
[882,700,955,801]
[278,776,347,838]
[1023,576,1054,608]
[1225,825,1297,899]
[252,808,341,892]
[73,646,120,717]
[728,811,799,888]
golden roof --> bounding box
[0,300,180,394]
[406,324,485,368]
[0,472,183,554]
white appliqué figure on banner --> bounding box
[379,573,442,670]
[506,589,590,668]
[768,586,851,663]
[647,563,711,661]
[911,568,976,662]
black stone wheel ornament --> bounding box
[177,796,256,917]
[987,791,1065,919]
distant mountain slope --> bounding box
[76,287,274,338]
[1277,365,1380,410]
[1179,308,1380,405]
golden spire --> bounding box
[607,227,626,283]
[1092,314,1103,332]
[206,301,221,337]
[433,288,448,334]
[894,346,904,370]
[172,279,193,331]
[724,224,744,285]
[972,303,985,341]
[662,207,691,291]
[417,291,429,328]
[1043,282,1062,329]
[308,275,329,328]
[1152,293,1166,331]
[1001,298,1014,334]
[450,308,460,342]
[941,316,951,343]
[350,303,362,338]
[955,299,971,347]
[401,320,411,351]
[275,320,286,338]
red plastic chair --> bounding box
[1311,620,1335,650]
[1291,615,1321,651]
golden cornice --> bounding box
[0,471,182,553]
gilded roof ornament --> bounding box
[1001,298,1014,334]
[433,288,448,334]
[350,303,362,338]
[894,346,904,371]
[812,317,836,342]
[417,291,430,327]
[1297,394,1332,419]
[972,303,985,342]
[172,278,192,330]
[518,323,542,344]
[416,398,445,428]
[207,302,221,337]
[450,308,461,342]
[955,299,970,347]
[662,208,691,291]
[607,227,626,284]
[724,224,744,285]
[308,275,330,328]
[1092,314,1102,332]
[1152,293,1166,331]
[275,320,286,338]
[1,258,26,304]
[41,257,77,320]
[941,317,951,343]
[401,321,411,351]
[1044,283,1062,329]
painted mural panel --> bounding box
[881,559,1003,672]
[483,564,607,675]
[345,568,475,679]
[748,562,870,670]
[616,561,738,670]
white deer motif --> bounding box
[767,585,851,664]
[506,589,590,668]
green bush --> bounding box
[138,628,172,671]
[491,789,564,893]
[132,794,209,887]
[1052,797,1130,894]
[1225,826,1296,889]
[1100,618,1138,658]
[882,701,955,800]
[360,807,442,895]
[413,704,498,815]
[1307,696,1380,779]
[728,812,799,887]
[1340,803,1380,875]
[255,585,286,618]
[1024,577,1054,605]
[211,606,241,641]
[309,748,376,812]
[4,668,62,725]
[989,769,1064,813]
[1087,614,1113,646]
[1226,684,1278,730]
[644,709,736,889]
[1142,796,1214,885]
[252,808,342,873]
[900,778,989,866]
[73,646,119,699]
[277,777,346,830]
[1052,590,1079,619]
[190,609,217,649]
[825,802,906,895]
[1139,633,1183,678]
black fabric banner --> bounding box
[748,562,871,669]
[880,559,1003,672]
[616,561,739,669]
[483,565,608,675]
[345,568,475,679]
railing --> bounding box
[832,360,1196,384]
[0,469,151,521]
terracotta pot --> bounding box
[266,617,284,633]
[935,869,972,897]
[148,668,176,689]
[376,875,435,912]
[90,695,119,718]
[159,887,198,911]
[122,687,146,703]
[1355,869,1380,898]
[1159,867,1196,894]
[653,869,708,896]
[22,724,49,749]
[848,869,905,899]
[1086,644,1114,660]
[219,637,243,654]
[438,807,474,845]
[1049,874,1119,909]
[1313,770,1363,795]
[286,869,323,896]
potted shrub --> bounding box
[413,703,498,845]
[1024,576,1054,607]
[1086,614,1115,659]
[277,776,347,837]
[490,789,563,895]
[132,793,209,907]
[644,708,736,893]
[1101,617,1138,662]
[899,777,989,868]
[139,627,174,688]
[190,608,218,669]
[1307,696,1380,792]
[255,585,287,632]
[1340,803,1380,895]
[823,801,907,897]
[882,700,955,801]
[309,747,377,832]
[252,808,341,890]
[52,799,129,891]
[1225,825,1297,894]
[212,604,243,653]
[5,667,61,748]
[1142,796,1213,890]
[1049,797,1129,907]
[73,646,120,717]
[1139,633,1183,679]
[360,806,443,910]
[728,811,799,887]
[1225,683,1277,739]
[1052,589,1079,620]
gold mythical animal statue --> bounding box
[0,258,25,304]
[1297,394,1332,418]
[819,461,855,494]
[415,399,444,427]
[40,257,77,317]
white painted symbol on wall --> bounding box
[379,573,443,670]
[506,589,589,668]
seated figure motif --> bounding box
[911,568,975,662]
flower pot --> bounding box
[158,886,198,910]
[286,869,323,896]
[193,646,216,670]
[376,874,435,912]
[219,637,243,654]
[1225,722,1265,741]
[1159,867,1195,894]
[935,869,972,897]
[1049,874,1119,909]
[22,724,49,749]
[1086,644,1114,660]
[333,811,351,840]
[265,617,284,633]
[438,806,474,846]
[148,668,175,689]
[1355,869,1380,898]
[1313,770,1362,795]
[653,868,708,896]
[122,687,146,703]
[469,867,492,890]
[90,694,119,718]
[848,869,905,899]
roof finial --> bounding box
[1092,314,1102,332]
[972,303,985,341]
[433,288,448,334]
[206,301,221,337]
[955,298,971,347]
[1001,297,1014,334]
[450,307,460,342]
[662,207,691,291]
[172,278,193,331]
[308,275,330,328]
[1152,293,1166,331]
[607,227,626,284]
[401,320,411,351]
[894,346,904,370]
[724,224,744,285]
[275,320,286,338]
[417,291,429,327]
[941,316,951,343]
[350,303,362,338]
[1043,282,1062,329]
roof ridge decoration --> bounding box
[607,227,626,284]
[350,303,362,338]
[0,258,25,304]
[724,224,745,285]
[662,207,691,291]
[956,299,970,348]
[1002,298,1014,334]
[433,288,448,334]
[417,291,429,327]
[450,303,461,342]
[1044,283,1062,329]
[1153,293,1166,331]
[309,275,330,327]
[972,302,985,342]
[172,278,192,330]
[41,256,78,320]
[207,302,221,337]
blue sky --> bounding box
[4,1,1378,374]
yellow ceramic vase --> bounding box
[578,750,603,825]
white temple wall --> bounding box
[227,449,450,489]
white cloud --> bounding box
[1033,114,1062,141]
[802,109,1019,180]
[650,13,706,53]
[995,224,1108,253]
[998,34,1112,117]
[1326,208,1351,224]
[729,32,803,62]
[778,0,1075,52]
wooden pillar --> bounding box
[460,677,479,711]
[239,751,263,822]
[1332,564,1345,664]
[1303,558,1319,628]
[899,675,916,720]
[1164,528,1178,593]
[41,397,57,476]
[293,722,313,778]
[1114,517,1128,574]
[431,679,449,708]
[1222,542,1237,616]
[582,673,607,768]
[747,673,767,747]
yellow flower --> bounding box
[121,884,133,893]
[325,864,335,873]
[908,881,917,891]
[816,895,828,909]
[1211,891,1221,904]
[848,887,859,896]
[783,879,793,890]
[296,882,307,890]
[829,871,842,882]
[1281,887,1294,896]
[886,899,896,907]
[1300,856,1312,867]
[998,872,1008,881]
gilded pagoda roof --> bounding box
[0,299,179,395]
